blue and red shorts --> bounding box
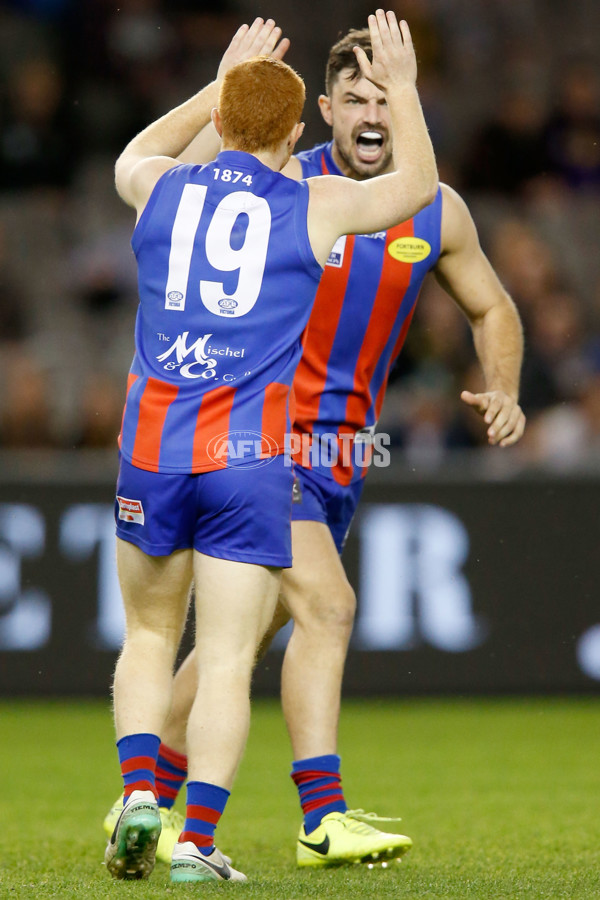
[115,453,294,567]
[291,465,365,554]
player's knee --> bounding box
[329,583,356,632]
[125,619,184,657]
[301,580,356,633]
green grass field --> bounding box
[2,697,600,899]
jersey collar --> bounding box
[321,141,344,177]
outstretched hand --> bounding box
[217,18,290,82]
[354,9,417,93]
[461,390,526,447]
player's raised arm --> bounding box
[178,17,290,165]
[306,10,438,264]
[115,17,288,211]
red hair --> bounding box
[219,56,305,153]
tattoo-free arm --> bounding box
[434,184,526,446]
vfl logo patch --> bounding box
[117,496,145,525]
[166,290,184,310]
[388,236,431,263]
[218,298,238,313]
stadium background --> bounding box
[0,0,599,697]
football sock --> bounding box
[291,753,347,834]
[116,732,160,801]
[155,742,188,809]
[180,781,230,855]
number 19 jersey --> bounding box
[119,151,322,474]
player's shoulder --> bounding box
[439,182,479,253]
[293,141,332,176]
[440,182,476,220]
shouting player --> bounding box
[104,22,524,872]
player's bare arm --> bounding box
[434,184,526,447]
[306,10,438,264]
[115,17,288,213]
[178,18,290,165]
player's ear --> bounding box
[318,94,333,126]
[288,121,305,152]
[211,107,223,137]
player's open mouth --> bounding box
[355,131,385,163]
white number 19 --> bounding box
[164,182,271,318]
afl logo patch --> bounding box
[388,237,431,263]
[219,298,238,310]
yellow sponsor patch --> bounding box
[388,236,431,263]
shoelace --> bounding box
[345,809,403,832]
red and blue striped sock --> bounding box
[180,781,230,856]
[291,753,347,835]
[155,743,188,809]
[116,732,160,802]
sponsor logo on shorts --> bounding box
[117,496,145,525]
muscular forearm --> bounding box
[388,83,438,204]
[471,298,523,399]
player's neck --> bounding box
[221,142,290,173]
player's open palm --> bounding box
[354,10,417,93]
[217,17,290,82]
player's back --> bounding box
[120,151,322,475]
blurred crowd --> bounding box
[0,0,599,472]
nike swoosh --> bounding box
[173,853,231,880]
[298,834,330,855]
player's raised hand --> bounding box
[354,10,417,93]
[217,18,290,82]
[461,390,526,447]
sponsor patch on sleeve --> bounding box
[117,496,145,525]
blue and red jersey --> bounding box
[293,141,443,485]
[119,151,322,474]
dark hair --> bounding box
[325,28,372,95]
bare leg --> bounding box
[112,539,193,739]
[161,523,352,763]
[280,521,355,759]
[186,551,281,789]
[162,642,197,754]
